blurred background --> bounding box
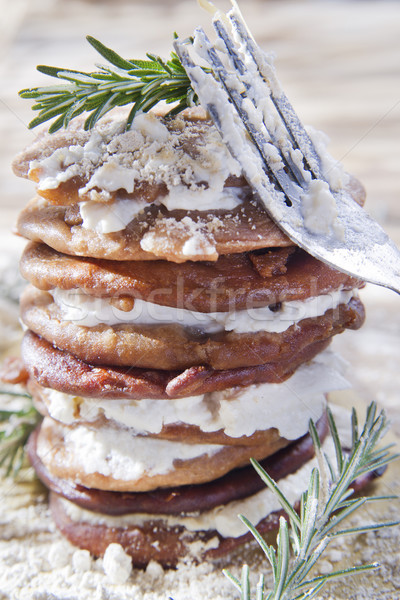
[0,0,399,429]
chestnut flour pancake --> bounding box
[22,330,331,398]
[21,242,363,311]
[20,286,365,369]
[27,415,329,515]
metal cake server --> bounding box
[174,7,400,294]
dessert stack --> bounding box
[12,108,366,566]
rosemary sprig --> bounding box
[224,402,399,600]
[0,390,41,478]
[19,35,198,133]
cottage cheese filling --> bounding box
[42,351,348,440]
[37,418,223,482]
[50,287,356,334]
[79,185,245,234]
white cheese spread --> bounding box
[79,186,245,234]
[37,418,222,482]
[79,198,148,234]
[41,351,348,440]
[49,287,356,334]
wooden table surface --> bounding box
[0,1,399,598]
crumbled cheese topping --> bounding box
[139,214,218,260]
[29,112,243,212]
[102,544,132,584]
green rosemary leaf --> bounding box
[63,99,88,128]
[0,391,32,400]
[28,103,73,130]
[131,58,165,71]
[86,36,136,71]
[337,494,398,510]
[56,71,100,85]
[295,562,379,591]
[146,53,172,74]
[307,419,322,452]
[0,411,15,421]
[250,458,301,530]
[256,574,265,600]
[326,406,344,473]
[239,514,276,567]
[19,85,69,98]
[37,64,84,78]
[49,114,69,134]
[329,520,400,538]
[0,392,42,478]
[285,539,329,592]
[274,517,290,598]
[356,455,400,478]
[222,569,242,592]
[299,469,319,559]
[351,407,359,450]
[242,564,251,600]
[292,579,328,600]
[321,497,366,536]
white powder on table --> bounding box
[0,456,399,599]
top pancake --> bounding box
[12,107,241,205]
[13,108,366,262]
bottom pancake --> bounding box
[48,450,380,568]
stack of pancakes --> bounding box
[13,108,366,567]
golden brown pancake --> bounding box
[16,195,294,262]
[27,414,328,515]
[47,444,378,568]
[12,108,237,204]
[15,171,365,263]
[35,416,292,492]
[13,105,366,264]
[22,330,331,399]
[20,242,364,311]
[20,286,365,370]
